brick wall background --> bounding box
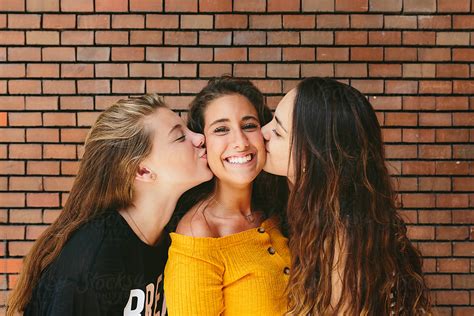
[0,0,473,314]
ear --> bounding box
[135,165,157,182]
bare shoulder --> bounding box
[176,203,214,238]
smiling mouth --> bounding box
[224,153,255,165]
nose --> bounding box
[191,131,205,148]
[261,123,271,141]
[233,129,249,150]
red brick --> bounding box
[26,64,59,78]
[146,47,178,61]
[130,63,162,77]
[9,80,41,94]
[0,63,25,78]
[198,63,232,77]
[94,31,128,44]
[233,31,266,45]
[317,47,348,61]
[179,79,207,94]
[26,128,59,142]
[436,64,469,78]
[95,0,128,12]
[234,0,266,12]
[403,31,435,45]
[384,112,417,126]
[8,112,42,126]
[0,113,7,126]
[385,144,417,159]
[146,14,178,28]
[27,0,59,11]
[215,14,248,29]
[402,193,435,208]
[369,0,401,11]
[164,31,197,45]
[419,144,451,159]
[180,47,212,61]
[112,79,145,94]
[302,0,333,11]
[454,113,474,126]
[425,274,451,289]
[453,210,474,224]
[61,64,93,78]
[351,47,383,61]
[0,0,25,11]
[164,63,197,77]
[181,15,213,29]
[0,31,24,45]
[407,225,434,240]
[61,0,93,12]
[453,243,474,257]
[370,96,402,110]
[9,210,41,224]
[42,47,75,61]
[453,145,474,159]
[369,64,401,77]
[438,258,470,273]
[418,48,451,61]
[350,14,383,28]
[10,176,42,191]
[335,63,367,78]
[0,96,25,110]
[419,81,452,94]
[26,31,59,45]
[165,0,197,12]
[384,15,417,28]
[335,31,367,45]
[454,80,474,94]
[317,14,349,28]
[43,14,75,29]
[112,14,144,28]
[454,49,474,62]
[335,0,368,11]
[42,112,75,127]
[77,47,110,61]
[62,31,94,45]
[438,0,470,12]
[146,79,179,93]
[43,176,74,191]
[283,14,315,29]
[252,80,282,94]
[77,80,110,94]
[437,226,470,240]
[60,128,89,143]
[26,224,49,239]
[43,144,76,159]
[437,32,470,46]
[283,47,314,61]
[43,80,75,94]
[266,64,299,78]
[404,0,436,12]
[0,128,25,142]
[385,47,417,61]
[0,161,25,175]
[385,80,418,94]
[351,79,384,94]
[249,15,282,29]
[8,14,41,28]
[418,15,452,29]
[77,14,110,29]
[249,47,281,61]
[233,63,265,78]
[437,194,469,208]
[27,161,59,175]
[268,0,300,11]
[8,241,34,256]
[419,112,451,127]
[453,15,474,29]
[111,47,144,61]
[199,31,231,45]
[130,0,163,11]
[301,31,333,45]
[60,96,93,110]
[214,47,247,61]
[199,0,231,11]
[10,144,42,159]
[419,177,450,190]
[436,129,469,142]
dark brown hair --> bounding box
[286,77,430,315]
[8,95,166,315]
[171,75,288,230]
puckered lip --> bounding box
[198,149,207,158]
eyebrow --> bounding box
[168,124,183,136]
[275,115,288,133]
[208,115,259,127]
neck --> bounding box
[211,181,253,217]
[120,186,181,246]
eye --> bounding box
[272,128,281,137]
[175,135,186,142]
[214,126,229,134]
[242,123,259,131]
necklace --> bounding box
[209,196,256,223]
[122,209,151,245]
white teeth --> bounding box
[226,154,252,164]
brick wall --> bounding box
[0,0,473,314]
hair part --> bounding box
[8,94,167,314]
[286,77,430,315]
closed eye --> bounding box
[214,126,230,134]
[243,123,259,131]
[272,128,281,137]
[175,135,186,142]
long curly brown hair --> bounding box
[7,95,166,315]
[286,78,430,315]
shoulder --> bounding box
[175,203,214,238]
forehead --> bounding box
[275,88,296,124]
[204,94,258,121]
[147,107,183,135]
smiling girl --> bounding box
[164,76,290,315]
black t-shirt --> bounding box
[25,211,168,316]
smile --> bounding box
[225,153,254,165]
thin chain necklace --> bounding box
[209,196,256,223]
[122,209,151,245]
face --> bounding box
[261,88,296,183]
[203,94,266,187]
[141,107,213,191]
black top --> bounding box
[25,211,168,316]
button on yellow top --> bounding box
[267,246,276,255]
[257,227,265,233]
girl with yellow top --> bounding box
[164,76,290,315]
